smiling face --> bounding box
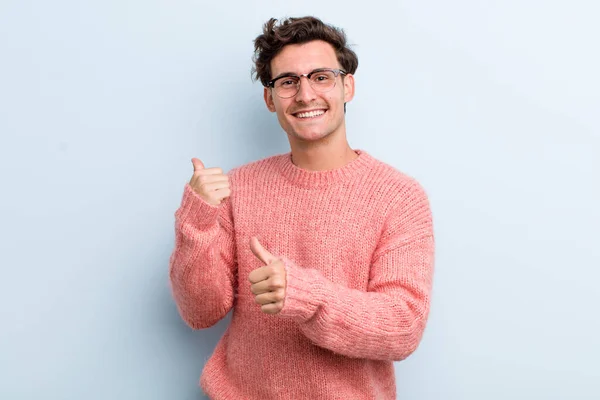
[264,40,355,144]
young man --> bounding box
[169,16,435,400]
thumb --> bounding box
[250,237,275,265]
[191,157,205,171]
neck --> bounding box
[288,124,359,171]
[290,144,358,171]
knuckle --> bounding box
[270,278,281,289]
[198,181,209,192]
[192,185,207,197]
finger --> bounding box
[191,158,205,171]
[261,302,283,315]
[248,266,269,285]
[250,279,272,295]
[250,237,275,265]
[214,187,231,201]
[201,181,230,193]
[196,167,224,176]
[194,174,229,185]
[254,289,284,305]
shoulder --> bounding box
[364,154,433,240]
[226,152,287,182]
[364,152,430,207]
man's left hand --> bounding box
[249,237,287,315]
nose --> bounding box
[294,76,317,103]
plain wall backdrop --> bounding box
[1,1,599,399]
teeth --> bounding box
[296,110,325,118]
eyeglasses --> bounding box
[267,68,347,98]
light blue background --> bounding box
[1,1,599,399]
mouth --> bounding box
[292,109,327,120]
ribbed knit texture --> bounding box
[169,149,435,400]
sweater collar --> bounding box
[276,149,376,189]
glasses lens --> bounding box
[309,70,336,92]
[274,77,300,98]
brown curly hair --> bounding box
[252,16,359,87]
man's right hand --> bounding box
[189,158,231,206]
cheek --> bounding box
[275,106,292,126]
[274,99,289,113]
[326,90,345,107]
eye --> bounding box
[277,77,298,88]
[311,73,332,83]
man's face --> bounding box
[264,40,355,143]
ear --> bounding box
[264,87,276,112]
[343,73,355,103]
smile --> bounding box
[293,109,327,119]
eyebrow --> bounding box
[271,68,331,80]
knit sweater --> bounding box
[169,149,435,400]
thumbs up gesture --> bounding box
[189,158,231,206]
[249,237,287,315]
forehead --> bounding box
[270,40,340,77]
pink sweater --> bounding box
[169,149,435,399]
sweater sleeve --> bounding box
[168,183,237,329]
[277,181,434,361]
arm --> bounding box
[278,182,434,361]
[169,183,237,329]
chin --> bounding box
[290,129,331,142]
